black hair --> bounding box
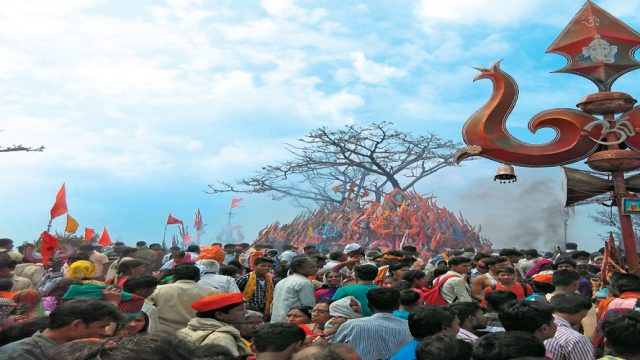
[472,331,546,360]
[114,242,125,246]
[0,278,13,291]
[402,245,417,253]
[253,257,275,266]
[135,241,147,247]
[496,267,515,275]
[554,256,576,269]
[169,246,181,251]
[569,250,590,259]
[551,269,581,287]
[49,298,122,329]
[253,323,306,352]
[366,288,400,312]
[524,249,539,258]
[78,244,95,252]
[67,253,90,263]
[549,293,592,314]
[408,306,458,339]
[173,264,201,282]
[186,245,200,253]
[354,264,378,281]
[611,273,640,294]
[474,253,491,262]
[223,244,236,249]
[117,259,146,275]
[316,299,333,306]
[484,290,517,312]
[0,317,50,346]
[289,257,315,274]
[389,262,409,271]
[447,256,472,266]
[449,302,483,323]
[432,266,450,278]
[282,244,294,251]
[287,305,313,321]
[416,333,472,360]
[122,275,160,294]
[148,243,161,249]
[602,311,640,356]
[0,239,13,247]
[121,247,138,257]
[385,250,404,258]
[328,251,343,261]
[484,256,508,267]
[399,289,420,306]
[197,302,245,320]
[402,270,426,285]
[303,245,317,251]
[219,265,239,277]
[499,249,522,257]
[392,280,412,291]
[530,280,555,295]
[498,300,554,334]
[0,259,17,270]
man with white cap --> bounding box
[324,243,364,278]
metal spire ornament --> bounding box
[455,1,640,273]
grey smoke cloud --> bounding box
[459,174,570,251]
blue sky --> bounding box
[2,0,639,251]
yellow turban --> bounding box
[66,260,96,279]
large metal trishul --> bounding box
[455,1,640,273]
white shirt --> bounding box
[270,273,316,323]
[198,273,241,293]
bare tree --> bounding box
[0,130,44,153]
[208,122,460,207]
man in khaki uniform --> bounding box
[148,264,219,334]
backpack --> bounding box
[423,275,458,305]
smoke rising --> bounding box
[459,175,572,251]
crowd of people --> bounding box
[0,237,638,360]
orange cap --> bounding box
[532,273,553,284]
[192,293,244,312]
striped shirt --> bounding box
[544,316,595,360]
[331,312,412,360]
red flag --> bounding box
[84,227,95,242]
[194,209,203,231]
[98,227,112,246]
[40,231,59,265]
[167,214,183,225]
[230,198,243,209]
[50,183,68,220]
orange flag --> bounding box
[40,231,59,265]
[84,227,96,242]
[50,183,68,220]
[65,214,79,234]
[98,227,112,246]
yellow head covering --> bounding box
[67,260,96,279]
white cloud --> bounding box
[416,0,569,28]
[350,52,405,84]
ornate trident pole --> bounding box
[455,1,640,273]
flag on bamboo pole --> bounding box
[98,227,112,246]
[194,209,203,231]
[171,234,178,248]
[84,228,95,242]
[40,231,59,265]
[230,198,243,209]
[50,183,68,220]
[65,214,79,234]
[167,214,183,225]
